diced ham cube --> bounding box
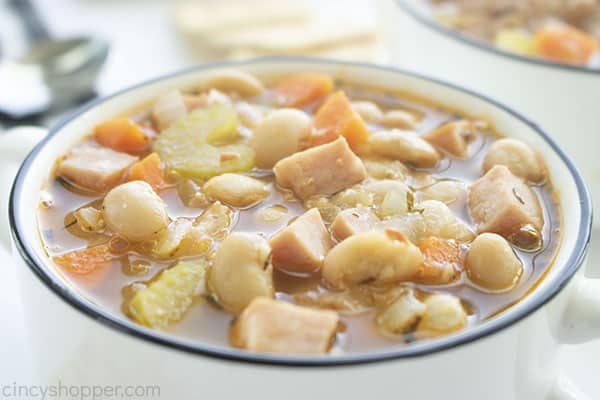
[468,165,543,248]
[422,120,475,159]
[274,137,366,200]
[269,208,333,273]
[331,208,378,241]
[369,129,440,168]
[231,297,339,354]
[57,145,138,193]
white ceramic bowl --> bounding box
[380,0,600,228]
[2,59,597,400]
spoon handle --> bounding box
[8,0,51,43]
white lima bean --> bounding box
[351,101,383,123]
[103,181,169,242]
[200,69,264,97]
[322,228,423,290]
[209,232,274,313]
[369,129,440,168]
[465,233,523,291]
[203,173,269,208]
[251,108,312,168]
[482,138,547,183]
[380,110,417,130]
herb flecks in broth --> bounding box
[38,70,560,355]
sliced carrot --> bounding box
[417,237,461,284]
[311,91,370,150]
[53,244,115,275]
[95,118,150,154]
[534,25,599,65]
[128,152,166,192]
[273,72,334,107]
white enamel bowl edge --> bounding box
[380,0,600,229]
[3,58,597,400]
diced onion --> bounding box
[152,90,188,131]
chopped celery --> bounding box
[129,260,208,328]
[495,29,538,56]
[153,104,254,179]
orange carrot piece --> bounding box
[128,153,166,192]
[534,25,599,65]
[95,118,150,154]
[311,91,370,150]
[53,244,115,275]
[417,237,461,284]
[273,72,334,107]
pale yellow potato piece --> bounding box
[209,232,273,313]
[331,208,379,241]
[420,200,475,242]
[269,208,333,273]
[322,228,423,290]
[103,181,169,242]
[376,291,426,334]
[380,186,411,218]
[417,294,467,335]
[203,173,269,208]
[369,130,440,168]
[231,297,339,354]
[274,137,366,200]
[465,233,523,291]
[482,138,547,183]
[251,108,312,168]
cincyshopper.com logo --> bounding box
[1,381,160,399]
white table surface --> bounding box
[1,0,599,397]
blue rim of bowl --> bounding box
[395,0,600,76]
[9,57,593,367]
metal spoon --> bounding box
[0,0,109,120]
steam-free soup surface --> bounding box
[38,69,560,355]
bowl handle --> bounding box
[556,275,600,344]
[0,126,47,249]
[547,375,592,400]
[545,275,600,399]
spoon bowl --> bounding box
[0,36,109,119]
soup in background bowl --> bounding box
[380,0,600,229]
[427,0,600,68]
[5,59,596,399]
